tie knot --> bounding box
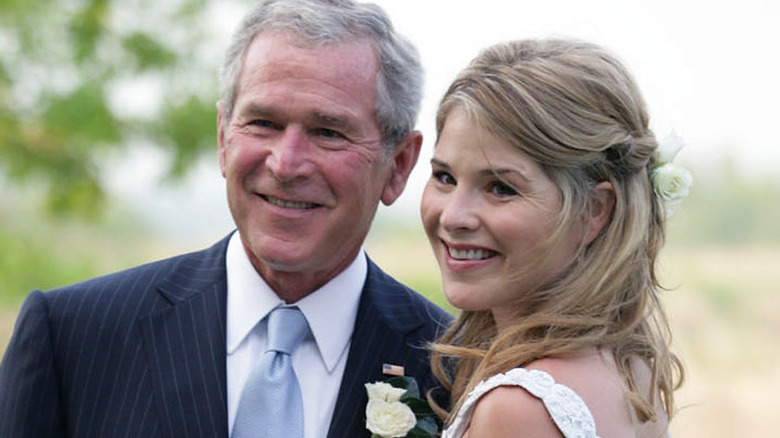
[266,307,309,355]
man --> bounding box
[0,0,452,436]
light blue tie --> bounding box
[232,307,309,438]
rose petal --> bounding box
[365,381,407,403]
[656,131,685,164]
[366,399,418,438]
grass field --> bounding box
[2,228,778,437]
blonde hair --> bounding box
[429,39,683,424]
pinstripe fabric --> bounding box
[326,259,453,438]
[0,235,452,437]
[0,236,231,438]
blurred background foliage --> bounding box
[1,1,779,435]
[1,0,779,304]
[0,0,226,218]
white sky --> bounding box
[377,0,780,215]
[109,0,780,241]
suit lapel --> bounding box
[139,238,230,437]
[327,258,425,438]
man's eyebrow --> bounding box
[310,111,355,131]
[238,103,279,119]
[237,105,358,130]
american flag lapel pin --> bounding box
[382,363,405,376]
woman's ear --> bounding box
[584,181,615,245]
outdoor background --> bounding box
[1,0,779,436]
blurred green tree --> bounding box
[668,157,780,246]
[0,0,238,218]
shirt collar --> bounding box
[225,232,366,372]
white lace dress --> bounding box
[442,367,600,438]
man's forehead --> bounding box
[239,33,379,92]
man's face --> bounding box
[218,32,415,300]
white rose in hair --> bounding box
[656,131,685,164]
[652,163,692,204]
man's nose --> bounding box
[266,127,313,182]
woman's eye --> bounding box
[489,181,518,197]
[433,170,455,185]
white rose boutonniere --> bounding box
[365,377,438,438]
[365,398,417,438]
[366,382,408,404]
[651,131,692,213]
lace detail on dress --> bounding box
[442,367,600,438]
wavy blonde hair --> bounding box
[429,38,684,425]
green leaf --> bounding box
[0,59,10,85]
[42,83,121,147]
[406,415,438,437]
[69,0,109,63]
[122,33,176,71]
[157,94,218,178]
[45,171,104,218]
[405,398,435,416]
[386,376,421,399]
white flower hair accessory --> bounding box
[651,131,692,210]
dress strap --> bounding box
[443,367,599,438]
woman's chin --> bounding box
[443,289,486,313]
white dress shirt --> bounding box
[225,232,365,438]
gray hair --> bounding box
[219,0,423,149]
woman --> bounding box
[422,39,687,437]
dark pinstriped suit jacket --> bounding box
[0,234,452,437]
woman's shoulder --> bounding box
[447,349,668,438]
[462,364,602,438]
[467,349,622,437]
[467,376,566,437]
[527,349,627,411]
[528,349,667,437]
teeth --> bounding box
[265,196,317,209]
[448,247,496,260]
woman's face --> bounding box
[420,107,584,329]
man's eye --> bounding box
[433,170,455,185]
[314,128,345,139]
[489,181,518,196]
[249,119,279,129]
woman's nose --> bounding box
[439,189,481,233]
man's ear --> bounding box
[584,181,616,245]
[380,130,423,206]
[217,101,227,177]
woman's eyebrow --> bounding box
[479,167,532,183]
